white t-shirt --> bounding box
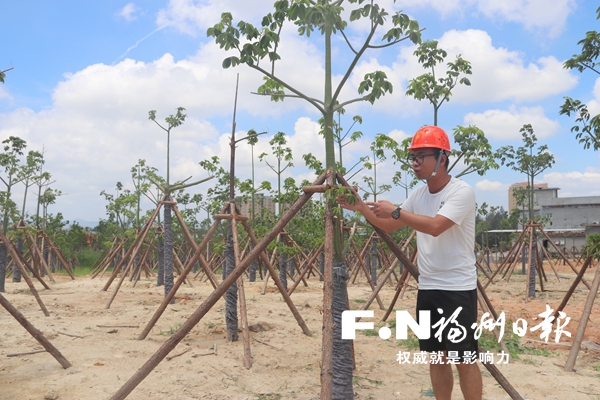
[401,177,477,291]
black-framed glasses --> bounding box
[408,153,437,165]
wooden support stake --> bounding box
[564,261,600,372]
[102,201,163,292]
[136,204,228,341]
[230,204,252,369]
[552,255,593,321]
[0,231,50,316]
[0,292,71,369]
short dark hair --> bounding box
[435,149,450,169]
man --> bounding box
[338,126,482,400]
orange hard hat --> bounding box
[408,126,451,152]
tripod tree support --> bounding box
[110,171,327,400]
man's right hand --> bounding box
[336,187,365,213]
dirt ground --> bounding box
[1,259,600,400]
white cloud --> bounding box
[387,129,411,144]
[0,85,11,102]
[464,105,560,140]
[395,0,474,18]
[156,0,275,35]
[475,0,577,39]
[156,0,576,40]
[544,167,600,197]
[394,0,576,38]
[583,77,600,116]
[117,3,140,22]
[435,30,578,103]
[476,179,508,191]
[356,29,580,119]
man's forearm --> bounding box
[355,204,404,233]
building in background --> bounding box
[507,182,549,212]
[507,182,600,252]
[237,193,277,218]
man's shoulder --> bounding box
[407,183,429,200]
[448,177,475,195]
[449,176,471,189]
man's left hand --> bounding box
[365,200,397,219]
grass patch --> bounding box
[396,331,420,351]
[360,328,380,337]
[159,323,182,336]
[352,298,367,303]
[478,331,558,360]
[257,395,281,400]
[353,376,383,386]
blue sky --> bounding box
[1,0,599,224]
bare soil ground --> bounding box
[1,259,600,400]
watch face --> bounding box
[392,208,400,219]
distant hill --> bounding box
[71,219,98,229]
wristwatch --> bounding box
[391,207,401,220]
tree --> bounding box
[496,124,555,298]
[406,40,472,126]
[357,133,397,286]
[358,133,396,201]
[148,108,213,302]
[208,2,422,397]
[100,182,137,232]
[312,110,365,177]
[497,124,555,222]
[259,131,294,217]
[18,150,45,221]
[32,147,55,228]
[10,149,45,282]
[559,7,600,151]
[0,136,27,292]
[246,129,260,224]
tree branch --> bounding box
[250,91,324,105]
[578,62,600,75]
[169,175,215,192]
[331,21,379,105]
[249,64,325,114]
[339,28,358,55]
[367,28,425,49]
[234,131,267,144]
[334,96,369,111]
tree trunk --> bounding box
[133,252,141,282]
[332,261,353,399]
[13,236,23,282]
[528,230,537,298]
[157,234,164,286]
[279,235,287,291]
[249,242,257,282]
[224,219,238,342]
[0,245,7,292]
[370,237,377,287]
[163,203,174,303]
[320,250,324,282]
